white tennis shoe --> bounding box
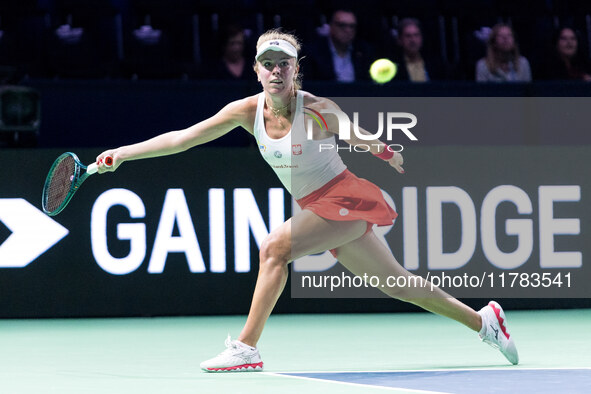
[200,335,264,372]
[478,301,519,365]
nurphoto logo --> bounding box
[304,108,418,153]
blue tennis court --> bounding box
[274,368,591,393]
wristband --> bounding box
[373,145,394,161]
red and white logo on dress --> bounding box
[292,144,302,155]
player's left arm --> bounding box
[310,96,405,174]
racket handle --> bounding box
[87,163,99,174]
[87,156,113,175]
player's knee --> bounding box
[259,233,290,268]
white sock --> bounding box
[236,340,256,351]
[478,309,488,336]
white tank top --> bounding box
[254,90,347,199]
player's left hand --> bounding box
[388,151,404,174]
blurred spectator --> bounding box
[303,9,374,82]
[206,25,253,80]
[539,27,591,81]
[475,23,531,82]
[393,18,444,82]
[123,17,182,79]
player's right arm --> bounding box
[96,97,256,173]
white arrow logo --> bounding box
[0,199,69,268]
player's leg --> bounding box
[334,230,481,330]
[237,210,367,347]
[334,231,519,364]
[200,211,368,371]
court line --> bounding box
[267,366,591,374]
[262,372,452,394]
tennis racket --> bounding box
[42,152,112,216]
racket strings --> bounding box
[44,156,76,213]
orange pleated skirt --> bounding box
[295,169,397,257]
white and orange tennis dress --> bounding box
[254,90,397,255]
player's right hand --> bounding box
[96,150,120,174]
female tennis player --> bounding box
[96,29,518,371]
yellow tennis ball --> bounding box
[370,59,397,84]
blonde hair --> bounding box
[486,23,522,73]
[254,29,303,91]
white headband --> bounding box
[255,39,298,61]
